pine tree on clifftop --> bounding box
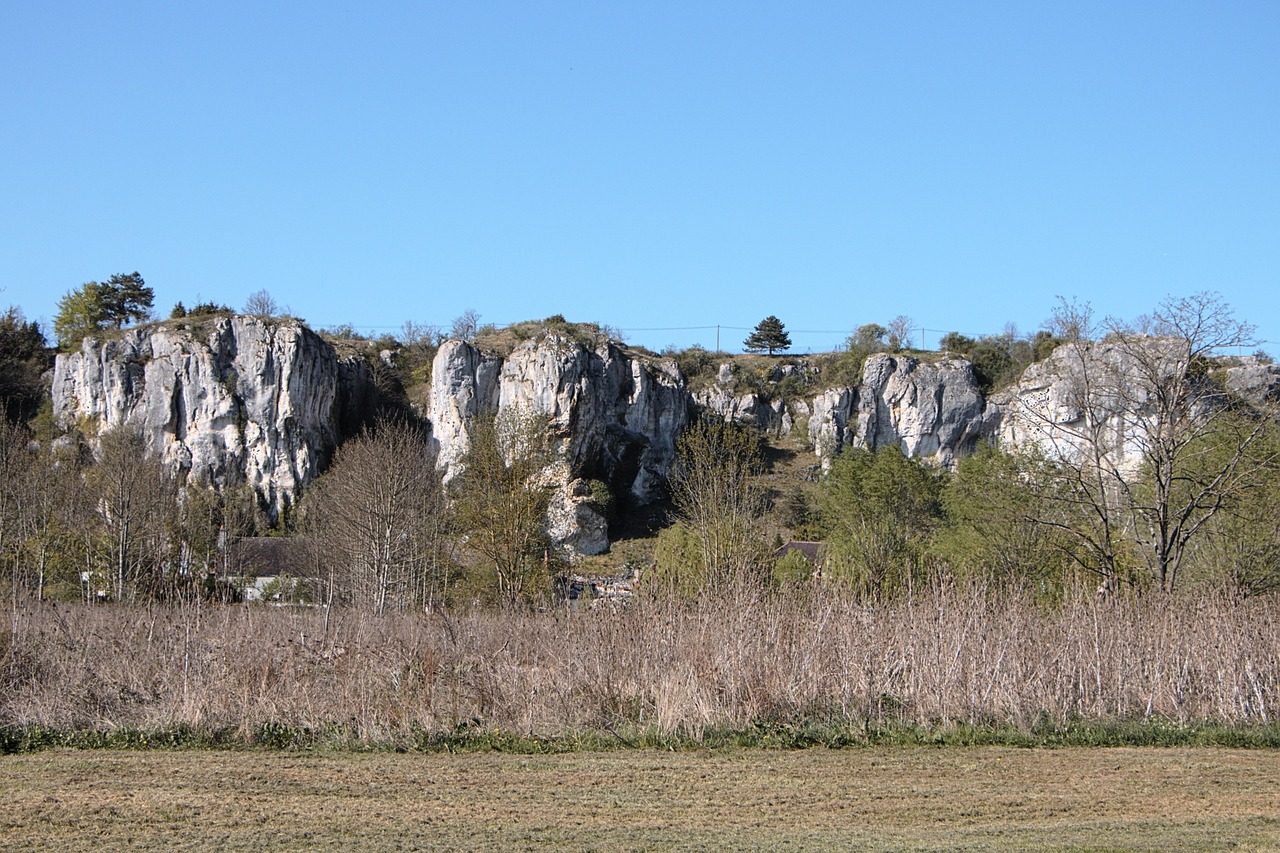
[743,316,792,355]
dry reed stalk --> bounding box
[3,584,1279,740]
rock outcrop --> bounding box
[51,316,371,519]
[544,465,612,557]
[53,316,1277,559]
[427,340,503,472]
[1224,356,1280,408]
[807,354,992,468]
[695,374,792,437]
[985,342,1117,470]
[987,339,1205,476]
[426,336,692,555]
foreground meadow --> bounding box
[5,587,1280,849]
[3,746,1279,850]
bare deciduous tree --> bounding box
[886,315,914,352]
[87,428,177,602]
[1014,293,1275,593]
[400,320,442,348]
[243,289,279,318]
[15,440,89,602]
[307,419,449,612]
[450,309,481,342]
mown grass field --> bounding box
[3,746,1279,851]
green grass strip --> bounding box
[6,718,1280,755]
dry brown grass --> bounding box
[3,583,1279,741]
[3,747,1279,850]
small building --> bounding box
[221,537,319,603]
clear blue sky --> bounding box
[4,1,1277,355]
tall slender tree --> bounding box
[452,408,555,606]
[668,416,769,591]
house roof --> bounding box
[774,541,824,564]
[223,537,313,578]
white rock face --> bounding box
[857,354,991,466]
[987,340,1184,477]
[808,354,991,468]
[427,340,502,473]
[50,317,370,519]
[427,336,692,554]
[810,387,856,460]
[695,385,790,436]
[622,356,691,501]
[1224,357,1280,407]
[544,468,611,558]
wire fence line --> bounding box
[311,316,1275,358]
[309,319,990,355]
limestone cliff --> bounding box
[50,316,371,519]
[988,339,1200,475]
[984,341,1129,471]
[806,353,992,468]
[695,380,792,437]
[51,316,1275,558]
[428,337,690,501]
[1224,356,1280,407]
[978,341,1280,477]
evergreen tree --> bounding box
[743,315,791,355]
[54,273,154,349]
[102,272,153,327]
[0,307,49,422]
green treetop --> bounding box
[744,315,792,355]
[54,272,154,350]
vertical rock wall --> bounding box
[806,354,992,468]
[427,336,691,505]
[427,336,692,557]
[50,316,369,519]
[53,319,1257,558]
